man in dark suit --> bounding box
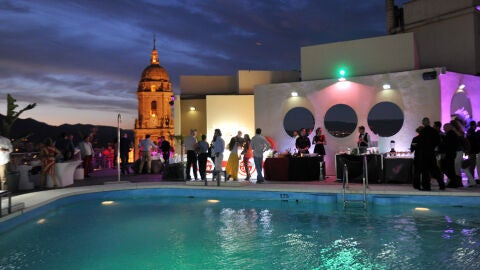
[120,133,132,174]
[418,117,445,190]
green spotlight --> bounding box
[337,67,348,81]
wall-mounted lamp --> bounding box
[382,84,391,90]
[189,106,197,111]
[291,91,298,97]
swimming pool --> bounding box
[0,189,479,270]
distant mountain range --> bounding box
[0,114,133,150]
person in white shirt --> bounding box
[212,129,225,182]
[250,128,271,184]
[138,134,157,174]
[184,129,198,180]
[0,135,13,190]
[79,135,94,178]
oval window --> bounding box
[367,102,404,137]
[324,104,357,137]
[283,107,315,137]
[450,91,472,123]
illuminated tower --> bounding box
[134,38,174,158]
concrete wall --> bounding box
[439,71,480,125]
[403,0,475,24]
[254,68,442,175]
[206,95,255,141]
[237,70,300,94]
[180,99,207,137]
[300,33,417,81]
[180,75,237,95]
[403,0,479,74]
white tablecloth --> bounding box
[47,160,83,188]
[18,165,34,190]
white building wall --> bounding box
[301,33,417,81]
[237,70,300,94]
[254,68,442,175]
[403,0,479,74]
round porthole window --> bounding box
[283,107,315,137]
[324,104,357,138]
[367,102,404,137]
[450,91,472,123]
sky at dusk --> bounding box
[0,0,410,129]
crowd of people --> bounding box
[169,128,271,183]
[2,115,479,191]
[289,127,326,155]
[410,117,480,191]
[0,131,110,190]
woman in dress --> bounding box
[241,134,253,181]
[312,127,326,156]
[40,137,61,188]
[225,136,240,181]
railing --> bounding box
[342,155,368,208]
[0,190,12,217]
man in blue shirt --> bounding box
[138,134,157,174]
[250,128,271,184]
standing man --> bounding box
[138,134,157,174]
[251,128,271,184]
[64,134,75,161]
[212,129,225,182]
[418,117,445,191]
[0,135,13,190]
[119,133,132,175]
[79,135,94,178]
[466,121,479,186]
[476,122,480,181]
[197,134,209,181]
[159,136,171,165]
[235,130,244,146]
[295,128,311,154]
[357,126,370,154]
[184,129,198,181]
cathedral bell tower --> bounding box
[134,38,174,159]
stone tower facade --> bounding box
[134,40,174,159]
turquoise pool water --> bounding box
[0,189,479,270]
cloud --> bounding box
[0,0,401,126]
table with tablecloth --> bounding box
[335,154,382,183]
[264,156,324,181]
[383,157,414,184]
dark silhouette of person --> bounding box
[418,117,445,190]
[120,133,132,174]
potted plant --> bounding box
[1,94,36,193]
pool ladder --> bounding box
[342,155,368,208]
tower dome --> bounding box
[137,39,172,92]
[140,64,170,82]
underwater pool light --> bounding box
[102,201,115,205]
[37,218,46,224]
[207,199,220,203]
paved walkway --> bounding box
[1,167,479,222]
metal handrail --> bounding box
[342,163,348,207]
[0,190,12,217]
[342,155,368,208]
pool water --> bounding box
[0,192,479,270]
